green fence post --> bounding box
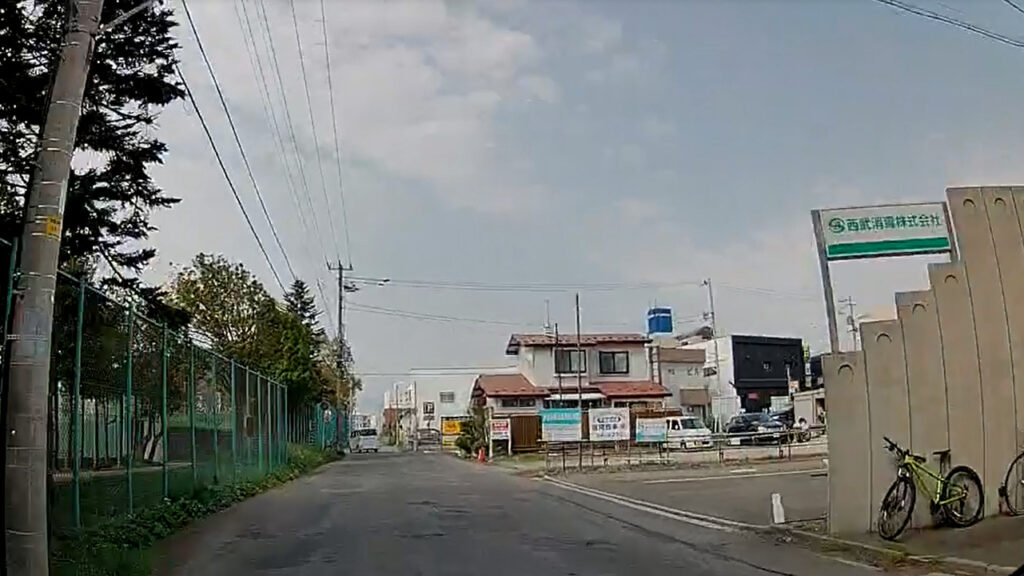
[230,360,237,482]
[257,374,264,472]
[212,358,219,484]
[283,385,288,461]
[161,326,169,499]
[71,274,85,528]
[125,304,135,514]
[245,368,251,469]
[267,380,274,470]
[189,343,197,489]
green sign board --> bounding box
[819,203,951,260]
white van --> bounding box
[351,428,379,453]
[666,415,713,450]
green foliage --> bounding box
[51,445,336,576]
[455,406,488,456]
[0,0,183,283]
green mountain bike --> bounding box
[877,437,984,541]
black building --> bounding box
[729,335,805,413]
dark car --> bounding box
[725,412,785,444]
[770,407,795,429]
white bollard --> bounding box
[771,492,786,524]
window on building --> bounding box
[554,348,587,374]
[599,351,629,375]
[500,397,536,408]
[439,391,455,404]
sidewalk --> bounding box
[840,515,1024,572]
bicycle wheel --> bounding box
[941,465,984,527]
[878,474,915,541]
[1002,451,1024,516]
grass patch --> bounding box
[50,445,336,576]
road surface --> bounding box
[155,452,908,575]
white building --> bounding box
[409,367,515,432]
[471,333,671,414]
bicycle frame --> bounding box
[901,455,964,506]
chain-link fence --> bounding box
[0,239,292,534]
[287,401,350,453]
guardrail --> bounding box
[541,425,828,473]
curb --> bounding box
[770,525,1018,575]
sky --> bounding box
[136,0,1024,413]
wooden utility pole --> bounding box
[5,1,104,573]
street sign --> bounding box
[818,203,951,261]
[588,408,630,441]
[811,201,955,353]
[635,418,668,443]
[422,401,434,415]
[540,408,581,442]
[490,418,510,440]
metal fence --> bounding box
[0,238,292,533]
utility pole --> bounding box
[839,296,859,350]
[5,1,105,573]
[574,293,583,470]
[327,260,353,351]
[701,278,723,428]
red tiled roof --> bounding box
[593,380,671,398]
[472,373,550,398]
[506,333,650,354]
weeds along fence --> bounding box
[0,237,295,534]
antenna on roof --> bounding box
[543,299,553,335]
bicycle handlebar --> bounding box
[883,436,901,454]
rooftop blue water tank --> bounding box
[647,307,673,335]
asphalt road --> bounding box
[154,452,911,576]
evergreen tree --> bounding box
[0,1,183,287]
[284,279,325,342]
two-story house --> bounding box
[471,333,671,415]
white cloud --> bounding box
[516,74,560,103]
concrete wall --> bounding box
[825,186,1024,535]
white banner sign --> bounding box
[588,408,630,442]
[540,409,582,442]
[491,418,510,441]
[635,418,668,443]
[819,203,950,261]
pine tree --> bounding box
[284,279,325,342]
[0,1,184,285]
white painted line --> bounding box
[731,468,758,474]
[818,554,882,572]
[544,478,735,532]
[544,476,762,531]
[644,468,828,485]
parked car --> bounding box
[415,428,441,448]
[666,416,713,450]
[724,412,785,444]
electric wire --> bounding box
[319,0,353,265]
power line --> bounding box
[349,277,705,293]
[175,64,285,292]
[871,0,1024,49]
[179,0,297,286]
[253,0,331,264]
[234,0,334,328]
[346,301,530,326]
[1003,0,1024,18]
[319,0,353,265]
[288,0,342,260]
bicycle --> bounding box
[1000,449,1024,516]
[877,436,984,541]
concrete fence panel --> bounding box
[928,261,985,485]
[1011,187,1024,452]
[896,290,949,527]
[860,320,911,532]
[949,187,1015,516]
[824,351,872,534]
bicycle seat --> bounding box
[933,449,951,457]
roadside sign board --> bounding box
[490,418,510,440]
[635,418,668,443]
[819,203,951,261]
[540,408,582,442]
[422,401,434,415]
[588,408,630,441]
